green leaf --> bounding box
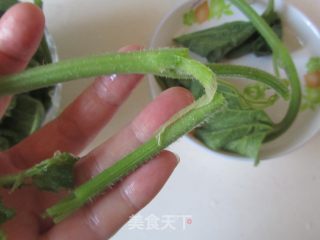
[175,20,255,62]
[0,200,14,239]
[0,0,18,14]
[0,95,45,148]
[31,152,79,191]
[227,18,282,58]
[33,0,43,8]
[0,130,20,151]
[307,57,320,73]
[174,3,281,62]
[301,87,320,111]
[209,0,233,19]
[183,10,196,26]
[225,131,269,163]
[195,84,273,162]
[0,152,79,192]
[0,200,15,225]
[156,74,274,162]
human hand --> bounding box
[0,3,193,239]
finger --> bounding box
[0,3,44,75]
[0,3,44,117]
[41,151,179,240]
[76,87,194,184]
[8,45,143,169]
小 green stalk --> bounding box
[230,0,302,141]
[42,49,219,222]
[0,48,213,96]
[209,63,289,100]
[45,94,224,222]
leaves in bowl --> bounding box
[0,95,45,150]
[195,82,273,163]
[156,73,274,164]
[175,0,282,62]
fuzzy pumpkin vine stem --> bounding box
[40,49,219,222]
[230,0,302,141]
[0,47,220,222]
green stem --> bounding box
[0,174,20,189]
[230,0,302,141]
[0,168,36,190]
[0,48,219,222]
[45,94,224,223]
[43,49,219,222]
[0,48,201,96]
[209,63,289,99]
[0,47,218,222]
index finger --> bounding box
[0,3,44,75]
[0,3,44,118]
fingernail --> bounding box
[172,152,180,164]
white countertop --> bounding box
[42,0,320,239]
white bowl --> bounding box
[148,0,320,161]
